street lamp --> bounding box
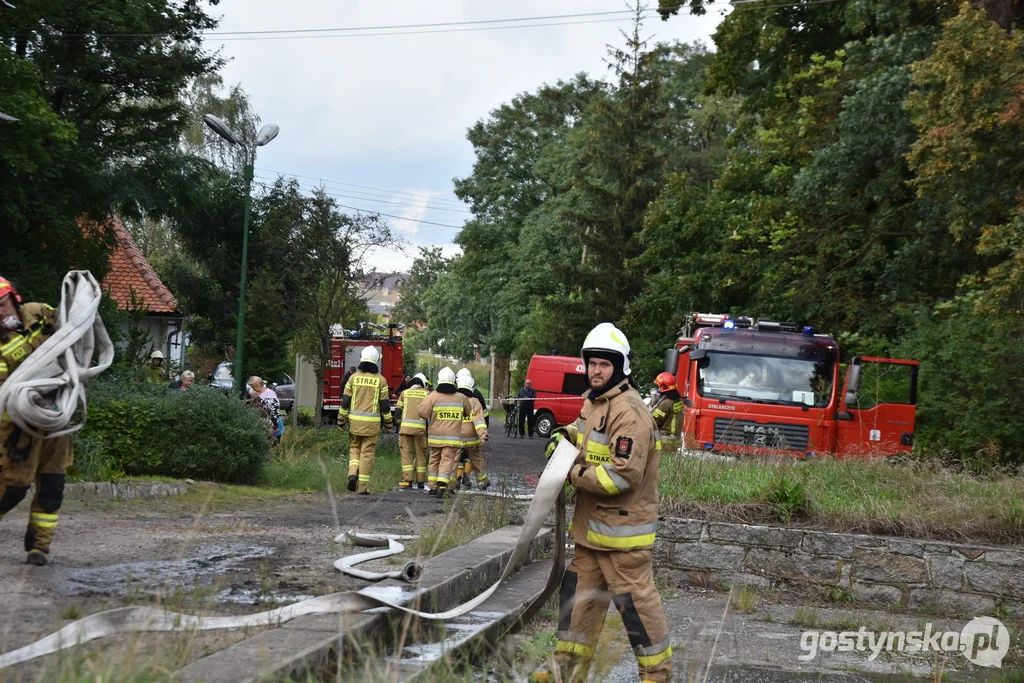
[203,113,280,396]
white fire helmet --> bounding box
[581,322,632,376]
[457,373,475,390]
[359,346,381,366]
[437,366,457,387]
[150,350,165,360]
[413,373,428,386]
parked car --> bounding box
[209,361,234,392]
[208,362,294,411]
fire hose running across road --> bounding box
[0,440,576,670]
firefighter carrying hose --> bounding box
[0,276,70,566]
[456,371,490,490]
[338,346,393,494]
[396,373,429,490]
[417,367,470,497]
[651,371,683,452]
[532,322,672,683]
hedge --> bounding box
[72,378,271,483]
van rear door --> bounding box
[836,357,919,457]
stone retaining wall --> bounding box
[654,517,1024,615]
[64,480,190,501]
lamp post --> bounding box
[202,114,280,397]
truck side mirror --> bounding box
[664,348,679,374]
[690,349,710,368]
[846,364,862,393]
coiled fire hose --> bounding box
[0,270,114,438]
[335,532,423,583]
[0,440,576,669]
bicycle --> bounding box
[503,397,519,438]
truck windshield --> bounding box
[698,352,834,407]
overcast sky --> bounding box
[209,2,727,272]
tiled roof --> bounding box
[102,217,179,314]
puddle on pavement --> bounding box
[58,543,305,605]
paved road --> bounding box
[479,414,548,496]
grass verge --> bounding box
[658,453,1024,544]
[413,489,519,557]
[261,426,402,493]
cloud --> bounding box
[211,1,724,256]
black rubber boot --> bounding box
[347,475,358,492]
[26,549,48,566]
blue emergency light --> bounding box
[723,320,736,330]
[802,326,815,336]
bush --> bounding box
[73,378,271,483]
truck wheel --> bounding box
[535,411,555,438]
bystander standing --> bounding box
[168,370,194,391]
[517,378,537,438]
[248,376,283,444]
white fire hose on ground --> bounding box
[335,531,423,583]
[0,440,577,669]
[0,270,114,437]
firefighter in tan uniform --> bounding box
[651,372,683,453]
[396,373,429,490]
[532,323,672,683]
[417,367,470,497]
[456,372,490,490]
[338,346,393,494]
[0,277,71,566]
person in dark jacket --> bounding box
[517,378,537,438]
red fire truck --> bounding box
[322,325,404,423]
[665,313,919,457]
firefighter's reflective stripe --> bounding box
[463,435,481,446]
[436,473,450,483]
[661,435,680,443]
[427,471,439,482]
[402,464,414,472]
[401,417,427,428]
[635,638,672,667]
[555,642,594,658]
[584,430,611,464]
[0,361,7,381]
[29,512,58,528]
[586,520,657,549]
[595,464,631,495]
[416,466,427,475]
[473,417,486,430]
[349,410,381,423]
[358,474,370,482]
[428,436,463,447]
[651,408,666,419]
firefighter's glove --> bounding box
[544,432,564,459]
[337,417,349,432]
[3,426,31,463]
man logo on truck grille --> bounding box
[743,424,784,447]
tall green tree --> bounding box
[291,188,395,424]
[0,0,221,301]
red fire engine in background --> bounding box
[665,313,919,457]
[322,325,404,423]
